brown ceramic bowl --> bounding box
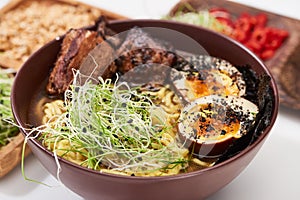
[11,20,278,200]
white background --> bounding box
[1,0,300,199]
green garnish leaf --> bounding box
[0,68,19,148]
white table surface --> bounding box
[1,0,300,199]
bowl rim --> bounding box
[11,19,279,181]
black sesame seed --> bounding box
[221,130,227,135]
[74,87,80,93]
[121,102,126,107]
[200,117,206,122]
[212,86,220,91]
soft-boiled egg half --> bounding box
[178,95,258,158]
[172,55,246,102]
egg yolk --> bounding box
[185,70,240,99]
[180,103,243,143]
[193,113,241,141]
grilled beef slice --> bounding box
[115,27,178,74]
[46,16,119,96]
[46,28,103,95]
[46,23,181,96]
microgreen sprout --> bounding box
[38,71,188,174]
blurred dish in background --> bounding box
[0,0,127,70]
[168,0,300,110]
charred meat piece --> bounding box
[46,28,103,95]
[115,27,179,74]
[78,41,117,85]
[46,17,119,96]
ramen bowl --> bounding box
[11,20,278,200]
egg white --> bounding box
[178,95,258,144]
[172,55,246,103]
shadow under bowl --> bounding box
[11,19,278,200]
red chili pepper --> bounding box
[213,9,289,60]
[245,39,263,53]
[234,17,252,33]
[209,7,231,20]
[260,49,275,60]
[265,38,282,50]
[239,13,252,19]
[209,7,234,27]
[255,13,267,27]
[267,27,289,40]
[275,29,289,38]
[232,29,250,43]
[265,28,288,50]
[252,27,267,45]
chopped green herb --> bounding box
[163,11,232,34]
[0,68,18,148]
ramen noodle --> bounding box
[40,82,194,176]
